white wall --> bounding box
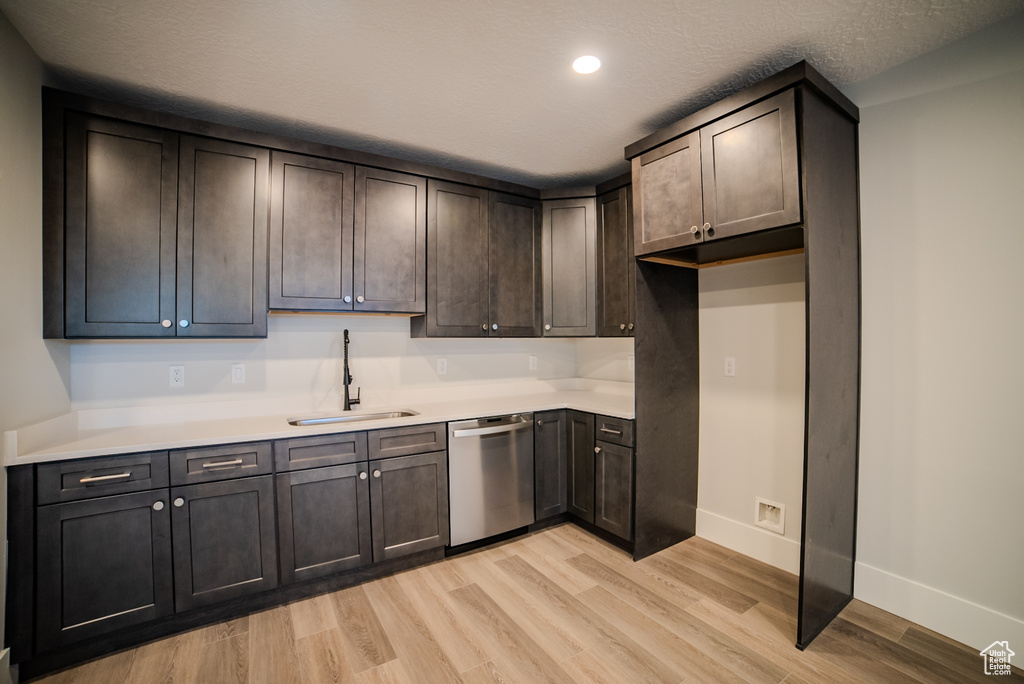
[696,255,806,574]
[575,337,634,383]
[849,13,1024,651]
[0,10,67,678]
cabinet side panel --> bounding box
[797,89,860,648]
[633,261,699,559]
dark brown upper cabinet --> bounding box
[414,180,540,337]
[633,89,800,256]
[63,114,180,338]
[596,186,635,337]
[56,113,269,338]
[269,157,425,314]
[542,197,596,337]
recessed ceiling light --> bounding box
[572,55,601,74]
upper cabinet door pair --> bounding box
[269,153,426,314]
[633,89,801,256]
[64,114,268,338]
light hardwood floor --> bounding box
[31,524,1022,683]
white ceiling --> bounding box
[2,0,1021,188]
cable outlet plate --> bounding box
[755,497,785,534]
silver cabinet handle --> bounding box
[481,324,488,331]
[545,324,551,331]
[452,419,534,438]
[373,470,381,478]
[628,323,634,331]
[600,428,623,436]
[703,222,711,230]
[179,319,190,328]
[594,446,602,454]
[173,497,185,507]
[79,472,132,484]
[356,295,365,303]
[202,458,243,468]
[153,501,165,511]
[690,225,699,234]
[491,323,498,331]
[619,323,626,330]
[359,471,367,480]
[344,295,352,303]
[161,319,172,328]
[537,419,544,426]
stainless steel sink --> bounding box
[287,410,419,426]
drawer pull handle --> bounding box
[600,428,623,436]
[201,458,244,468]
[79,472,132,484]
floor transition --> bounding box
[30,524,1021,683]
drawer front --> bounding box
[37,452,170,505]
[368,423,446,461]
[273,432,368,472]
[170,442,272,485]
[595,415,634,447]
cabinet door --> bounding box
[542,198,596,337]
[369,451,449,561]
[424,180,489,337]
[594,440,634,541]
[597,186,635,337]
[277,464,372,585]
[700,89,800,241]
[488,192,542,337]
[177,135,269,337]
[64,113,179,337]
[534,410,568,520]
[171,476,278,612]
[566,411,596,522]
[633,130,703,255]
[354,167,426,313]
[269,152,355,311]
[36,490,173,651]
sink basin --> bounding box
[287,410,419,426]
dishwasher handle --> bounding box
[451,418,534,438]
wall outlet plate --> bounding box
[231,363,245,384]
[725,357,736,377]
[169,365,185,388]
[437,358,447,376]
[755,497,785,534]
[529,355,538,371]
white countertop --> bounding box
[4,380,634,465]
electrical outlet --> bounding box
[437,358,448,376]
[231,363,245,384]
[724,357,736,377]
[529,355,538,371]
[169,365,185,388]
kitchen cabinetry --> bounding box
[596,184,635,337]
[369,450,449,560]
[414,180,541,337]
[542,197,597,336]
[633,89,799,256]
[566,411,596,521]
[533,410,568,520]
[566,413,635,543]
[594,440,634,540]
[55,112,270,338]
[269,155,426,313]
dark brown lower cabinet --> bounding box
[276,464,372,585]
[369,450,449,561]
[567,411,596,522]
[171,476,278,612]
[594,440,634,541]
[36,490,173,651]
[534,410,568,520]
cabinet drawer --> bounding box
[273,432,368,472]
[170,442,272,485]
[37,452,169,505]
[595,415,634,447]
[368,423,446,460]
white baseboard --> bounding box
[695,508,801,575]
[855,561,1024,652]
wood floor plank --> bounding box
[330,584,398,673]
[675,535,738,564]
[643,553,759,614]
[196,632,248,684]
[33,649,135,684]
[448,582,576,684]
[900,624,1024,681]
[809,621,934,683]
[514,536,599,595]
[204,616,250,643]
[124,626,206,684]
[295,628,356,684]
[560,648,654,684]
[248,604,305,684]
[395,566,492,673]
[566,552,697,620]
[363,575,463,683]
[835,598,911,643]
[663,544,797,614]
[494,554,682,684]
[460,658,518,684]
[290,593,340,640]
[354,658,414,684]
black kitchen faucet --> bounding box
[343,329,360,411]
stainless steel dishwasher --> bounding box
[448,413,535,547]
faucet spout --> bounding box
[343,329,361,411]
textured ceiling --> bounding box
[2,0,1021,188]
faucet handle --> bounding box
[350,387,361,406]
